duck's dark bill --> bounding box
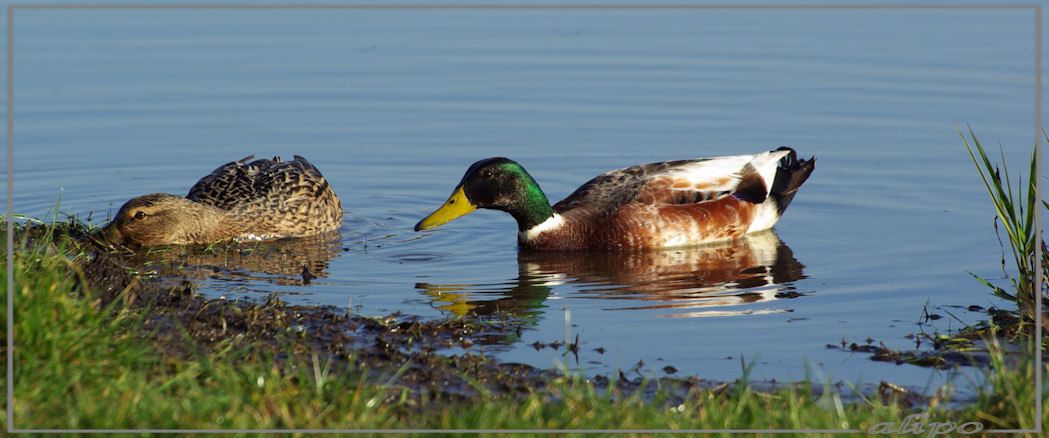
[414,186,477,231]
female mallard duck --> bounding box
[415,147,814,250]
[100,155,343,246]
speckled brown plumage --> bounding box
[101,155,343,246]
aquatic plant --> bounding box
[960,127,1048,333]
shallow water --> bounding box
[6,6,1040,392]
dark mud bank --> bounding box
[82,251,562,402]
[74,240,999,409]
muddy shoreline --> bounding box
[73,248,995,410]
[15,220,1009,409]
[82,250,557,404]
[82,249,759,409]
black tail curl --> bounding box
[770,146,816,214]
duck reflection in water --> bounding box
[127,230,345,288]
[416,230,805,318]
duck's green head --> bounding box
[415,157,553,232]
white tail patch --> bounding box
[744,149,791,191]
[746,201,782,233]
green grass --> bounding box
[966,336,1044,431]
[3,217,1046,435]
[4,223,410,432]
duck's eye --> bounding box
[483,170,493,179]
[133,211,146,220]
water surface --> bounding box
[7,6,1039,391]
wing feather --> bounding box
[555,153,783,213]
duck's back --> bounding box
[533,148,813,249]
[187,155,343,237]
[554,156,756,214]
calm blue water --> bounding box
[5,6,1040,393]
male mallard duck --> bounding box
[100,155,343,246]
[415,147,814,250]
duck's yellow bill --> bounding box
[414,186,477,231]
